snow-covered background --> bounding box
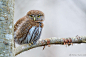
[14,0,86,57]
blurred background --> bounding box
[14,0,86,57]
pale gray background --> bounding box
[14,0,86,57]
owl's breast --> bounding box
[26,23,42,44]
[14,22,43,44]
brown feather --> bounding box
[14,10,44,44]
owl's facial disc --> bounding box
[29,15,43,22]
[27,10,44,22]
[29,15,36,21]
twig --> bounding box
[14,36,86,56]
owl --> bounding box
[14,10,44,45]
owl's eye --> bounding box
[30,15,33,17]
[37,15,40,18]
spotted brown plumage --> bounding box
[14,10,44,45]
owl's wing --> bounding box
[14,20,32,44]
[14,16,26,31]
[26,26,42,44]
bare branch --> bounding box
[14,36,86,56]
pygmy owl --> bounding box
[14,10,44,45]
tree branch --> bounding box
[14,36,86,56]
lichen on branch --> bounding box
[14,36,86,56]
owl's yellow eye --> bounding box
[37,15,40,18]
[30,15,33,17]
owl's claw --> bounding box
[31,42,33,44]
[29,43,31,46]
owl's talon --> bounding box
[29,43,31,46]
[31,42,33,44]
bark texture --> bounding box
[0,0,14,57]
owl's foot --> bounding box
[31,42,33,45]
[29,43,31,46]
[62,38,73,47]
[29,42,34,46]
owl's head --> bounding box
[26,10,44,23]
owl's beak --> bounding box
[34,17,36,21]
